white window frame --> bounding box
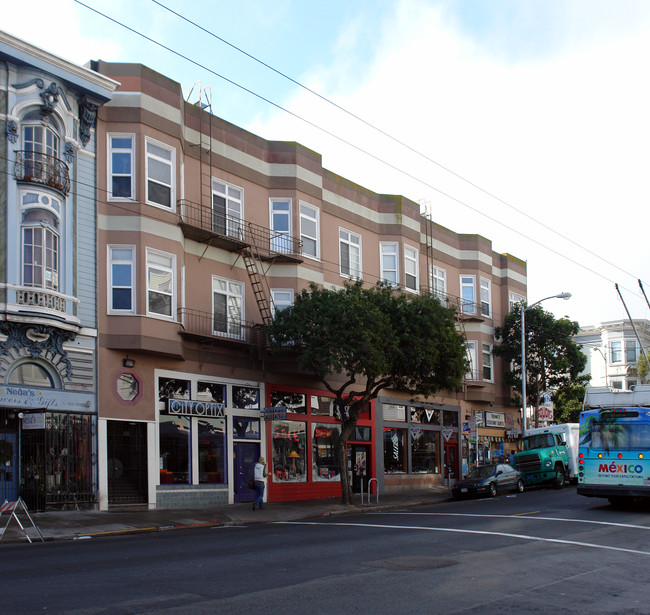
[212,276,245,339]
[271,289,294,316]
[482,343,493,381]
[107,133,135,200]
[145,137,175,210]
[625,340,637,363]
[460,275,476,315]
[480,277,491,317]
[269,198,292,253]
[299,202,320,260]
[212,178,243,238]
[339,228,362,279]
[146,248,176,319]
[380,242,398,286]
[430,265,447,301]
[108,245,135,314]
[466,341,478,380]
[22,224,59,291]
[404,245,418,292]
[610,340,622,364]
[509,291,525,311]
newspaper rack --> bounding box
[0,498,44,543]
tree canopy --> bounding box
[267,281,468,503]
[494,303,588,426]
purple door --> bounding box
[234,442,259,502]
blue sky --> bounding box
[4,0,650,328]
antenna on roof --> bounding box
[186,81,212,111]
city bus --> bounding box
[578,385,650,503]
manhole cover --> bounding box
[363,556,459,571]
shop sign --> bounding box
[314,427,333,438]
[442,428,454,441]
[22,413,46,430]
[263,406,287,420]
[485,412,505,428]
[474,410,484,426]
[0,386,94,412]
[167,398,225,417]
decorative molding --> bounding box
[11,78,45,90]
[0,322,76,381]
[78,97,98,147]
[5,120,18,143]
[64,142,75,163]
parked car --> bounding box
[452,463,525,499]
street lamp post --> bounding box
[520,292,572,433]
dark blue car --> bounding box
[452,463,525,499]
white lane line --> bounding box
[277,521,650,556]
[377,511,650,531]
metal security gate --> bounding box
[0,432,18,505]
[107,421,148,506]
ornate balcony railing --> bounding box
[14,150,71,196]
[3,283,80,323]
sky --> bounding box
[4,0,650,329]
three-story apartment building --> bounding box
[91,60,527,510]
[0,32,116,510]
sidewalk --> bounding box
[0,485,452,544]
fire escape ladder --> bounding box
[242,238,273,327]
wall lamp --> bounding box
[123,357,136,368]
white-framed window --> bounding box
[270,198,292,253]
[480,277,491,317]
[271,289,294,316]
[146,138,175,209]
[21,111,61,183]
[108,134,135,200]
[509,291,525,311]
[300,202,320,259]
[626,340,638,363]
[213,276,244,339]
[23,117,59,158]
[108,246,135,313]
[430,265,447,300]
[460,275,476,314]
[339,228,361,279]
[404,245,418,292]
[610,340,622,363]
[482,343,493,381]
[380,242,398,285]
[466,341,478,380]
[212,178,243,238]
[146,249,175,318]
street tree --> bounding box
[494,304,588,427]
[267,281,468,504]
[552,383,587,424]
[637,353,649,384]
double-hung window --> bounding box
[108,246,135,313]
[146,249,175,318]
[404,246,418,292]
[271,289,293,316]
[146,138,175,208]
[625,340,637,363]
[300,202,319,259]
[339,228,361,279]
[466,341,478,380]
[108,134,134,200]
[212,179,243,238]
[480,277,491,317]
[460,275,476,314]
[270,198,291,253]
[482,343,493,381]
[213,276,244,339]
[380,242,398,285]
[610,341,622,363]
[509,291,525,311]
[430,265,447,300]
[21,192,60,291]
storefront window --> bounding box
[198,418,225,484]
[312,424,340,481]
[232,386,259,409]
[271,391,306,414]
[383,427,406,473]
[197,381,225,403]
[159,377,190,400]
[443,410,458,427]
[311,395,334,416]
[271,421,306,482]
[412,407,440,425]
[233,416,260,439]
[159,414,190,483]
[411,430,440,473]
[383,404,406,421]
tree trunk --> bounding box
[335,413,357,505]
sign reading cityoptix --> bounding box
[167,399,225,417]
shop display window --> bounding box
[411,430,440,473]
[232,386,259,409]
[312,424,340,481]
[198,418,226,484]
[412,407,440,425]
[383,404,406,421]
[159,377,190,400]
[271,421,306,482]
[383,427,406,473]
[353,426,371,441]
[159,414,190,483]
[198,381,226,403]
[311,395,334,416]
[271,391,306,414]
[233,416,260,439]
[443,410,458,427]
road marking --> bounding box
[278,521,650,556]
[378,511,650,531]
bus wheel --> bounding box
[553,466,565,489]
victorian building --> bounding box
[0,32,116,510]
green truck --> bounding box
[512,424,578,488]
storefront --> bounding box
[377,396,461,492]
[463,409,519,469]
[265,384,374,502]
